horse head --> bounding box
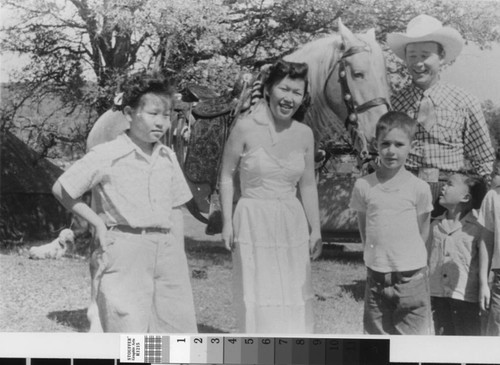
[285,19,390,164]
[337,20,391,161]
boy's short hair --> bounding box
[375,111,417,141]
[115,70,175,110]
[462,175,488,209]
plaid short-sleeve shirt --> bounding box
[391,82,494,178]
[58,133,192,229]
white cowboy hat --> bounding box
[387,14,464,64]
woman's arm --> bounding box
[52,180,107,245]
[298,127,322,260]
[220,120,245,251]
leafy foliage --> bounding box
[1,0,499,158]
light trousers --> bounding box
[88,230,198,333]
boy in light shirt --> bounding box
[53,72,197,333]
[350,111,433,334]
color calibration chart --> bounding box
[119,335,390,364]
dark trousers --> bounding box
[431,296,481,336]
[364,267,432,335]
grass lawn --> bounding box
[0,211,365,334]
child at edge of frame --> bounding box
[52,70,198,333]
[349,111,433,335]
[478,163,500,336]
[427,173,487,336]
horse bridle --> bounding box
[324,42,391,160]
[338,46,390,125]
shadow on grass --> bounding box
[320,243,364,263]
[47,308,90,332]
[185,237,231,264]
[47,308,229,333]
[339,279,366,302]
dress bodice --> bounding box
[239,147,305,200]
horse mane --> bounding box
[285,34,346,143]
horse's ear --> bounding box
[338,18,357,48]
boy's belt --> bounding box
[109,225,170,235]
[367,267,426,287]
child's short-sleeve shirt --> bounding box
[58,133,192,229]
[349,170,433,272]
[428,210,481,302]
[477,187,500,270]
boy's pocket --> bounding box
[99,231,118,272]
[395,273,429,310]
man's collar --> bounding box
[412,80,446,105]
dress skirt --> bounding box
[232,196,315,333]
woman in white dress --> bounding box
[220,60,322,333]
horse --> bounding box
[285,19,390,164]
[86,19,390,237]
[282,20,390,238]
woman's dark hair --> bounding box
[114,70,175,111]
[262,60,311,122]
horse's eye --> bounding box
[352,71,365,79]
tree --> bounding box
[1,0,499,158]
[0,0,234,154]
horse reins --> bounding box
[323,42,390,160]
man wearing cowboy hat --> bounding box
[388,14,495,205]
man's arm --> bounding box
[464,96,495,179]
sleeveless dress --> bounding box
[232,146,315,333]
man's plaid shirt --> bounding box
[391,82,494,178]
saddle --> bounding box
[183,84,235,187]
[182,77,257,234]
[192,95,237,119]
